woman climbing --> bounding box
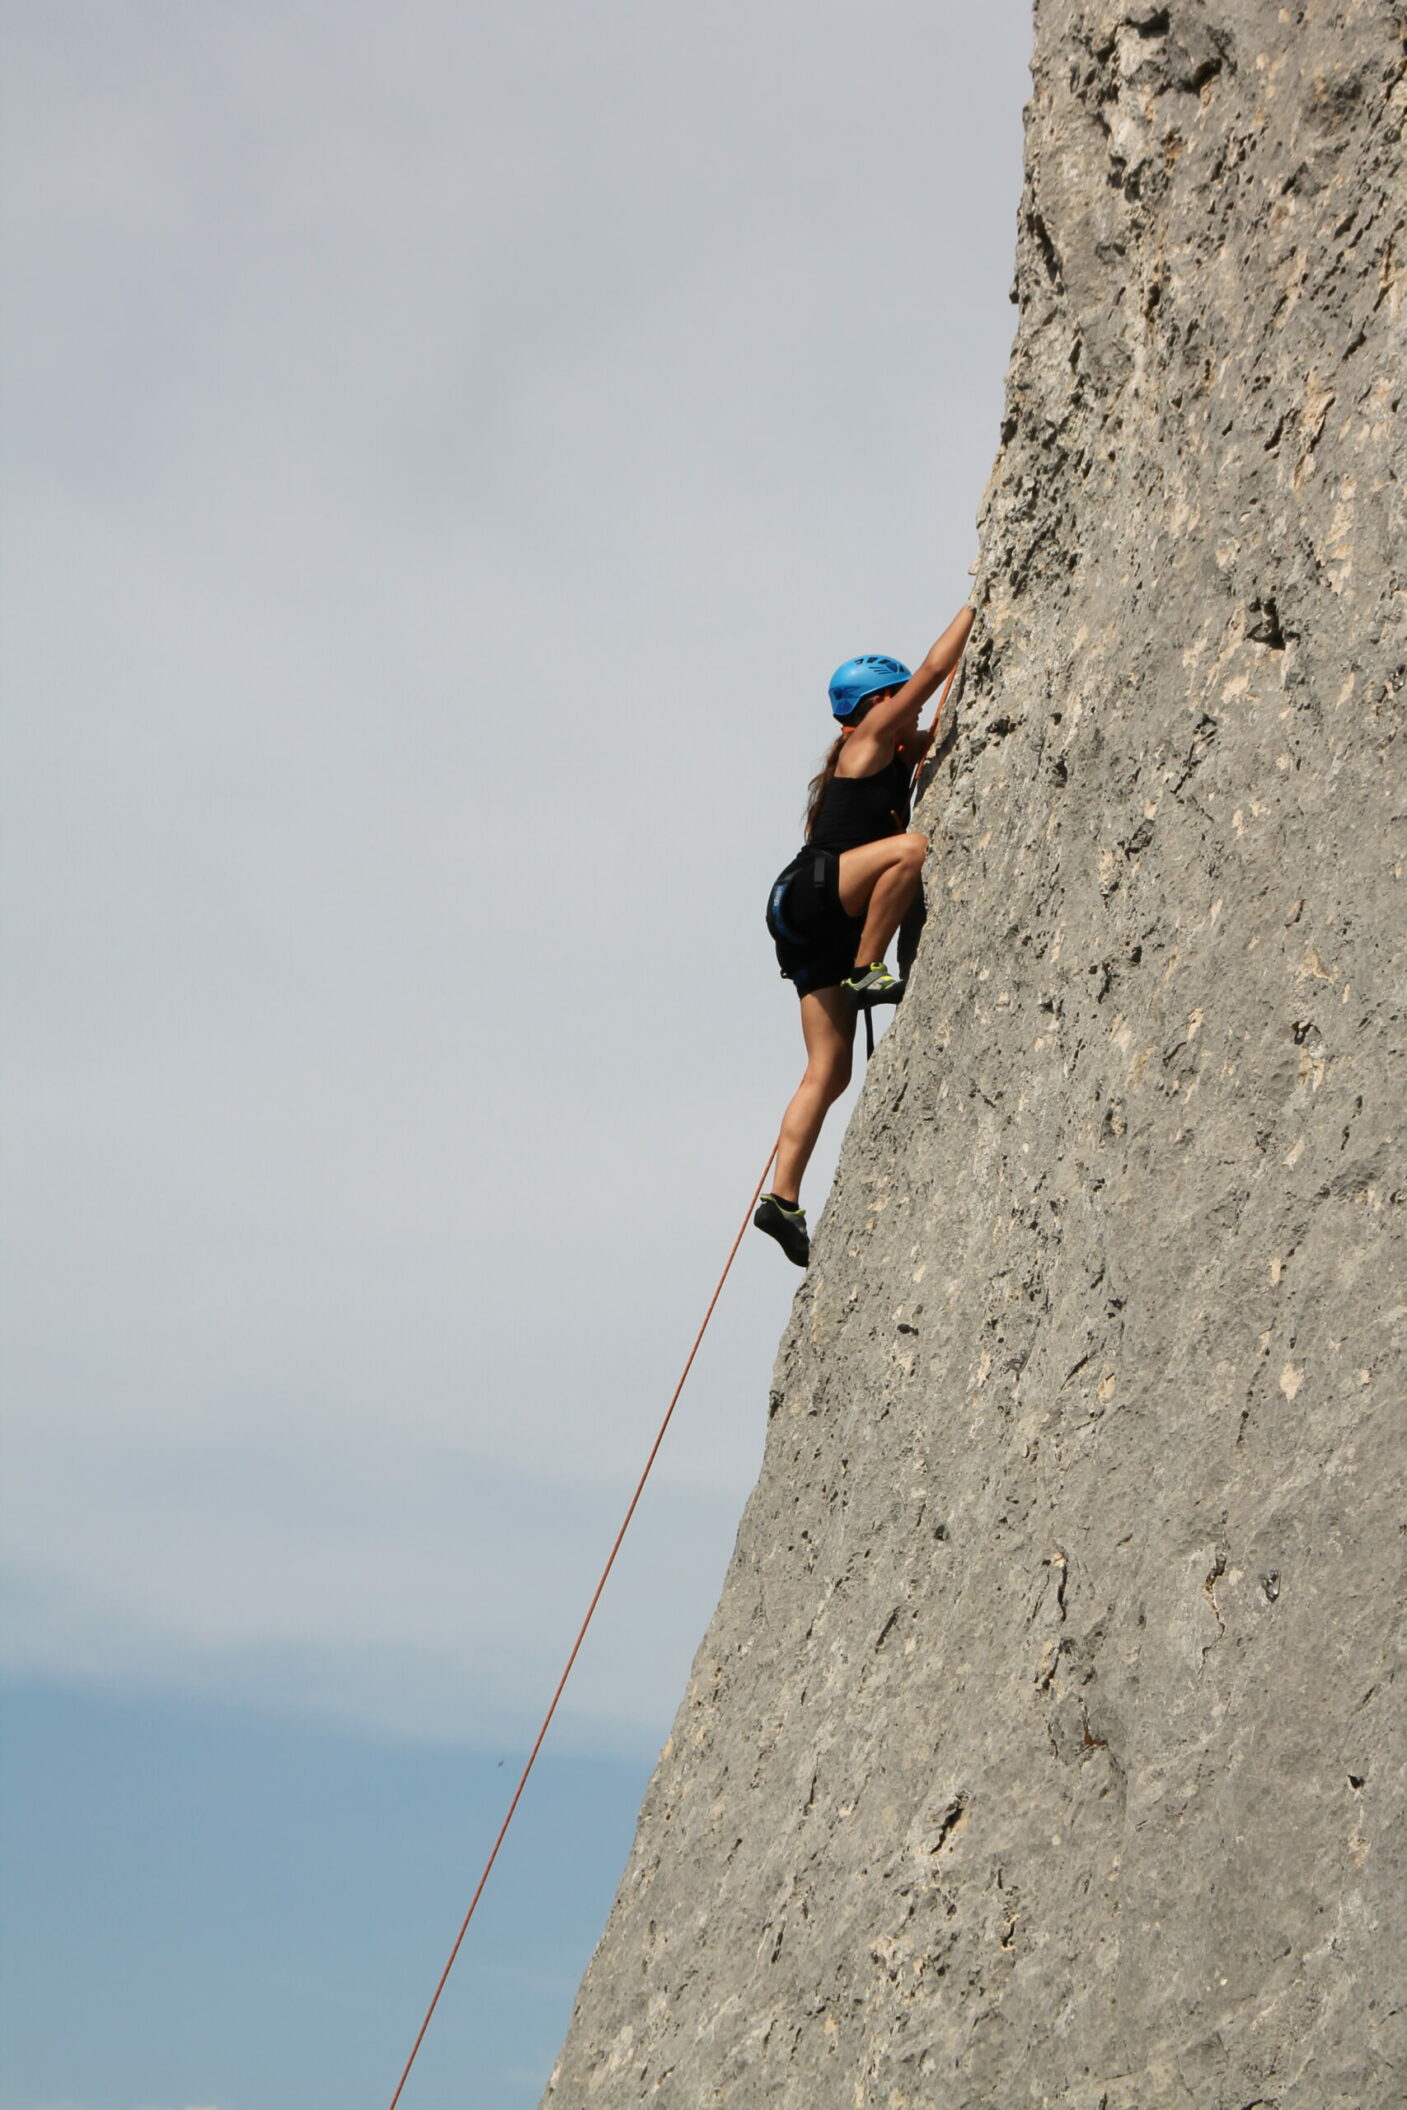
[754,601,974,1267]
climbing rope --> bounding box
[913,652,963,799]
[386,645,967,2102]
[385,1138,780,2110]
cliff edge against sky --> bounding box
[544,2,1405,2103]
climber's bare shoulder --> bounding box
[835,730,900,779]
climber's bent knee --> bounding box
[837,832,926,919]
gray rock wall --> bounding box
[543,3,1405,2103]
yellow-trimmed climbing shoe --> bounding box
[843,962,904,1005]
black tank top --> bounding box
[808,754,910,854]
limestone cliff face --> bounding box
[544,4,1405,2104]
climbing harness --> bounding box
[767,851,831,951]
[385,1139,780,2110]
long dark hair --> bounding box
[803,731,848,841]
[802,691,892,840]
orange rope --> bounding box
[910,652,964,805]
[385,1138,781,2110]
[386,640,966,2100]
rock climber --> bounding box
[753,600,974,1267]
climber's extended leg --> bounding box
[771,986,857,1207]
[837,831,928,976]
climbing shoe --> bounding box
[843,962,904,1006]
[753,1193,810,1268]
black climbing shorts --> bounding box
[765,846,864,998]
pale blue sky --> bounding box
[2,1,1030,2101]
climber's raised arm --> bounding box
[861,603,974,746]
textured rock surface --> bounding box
[544,3,1405,2104]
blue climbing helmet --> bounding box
[828,653,912,720]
